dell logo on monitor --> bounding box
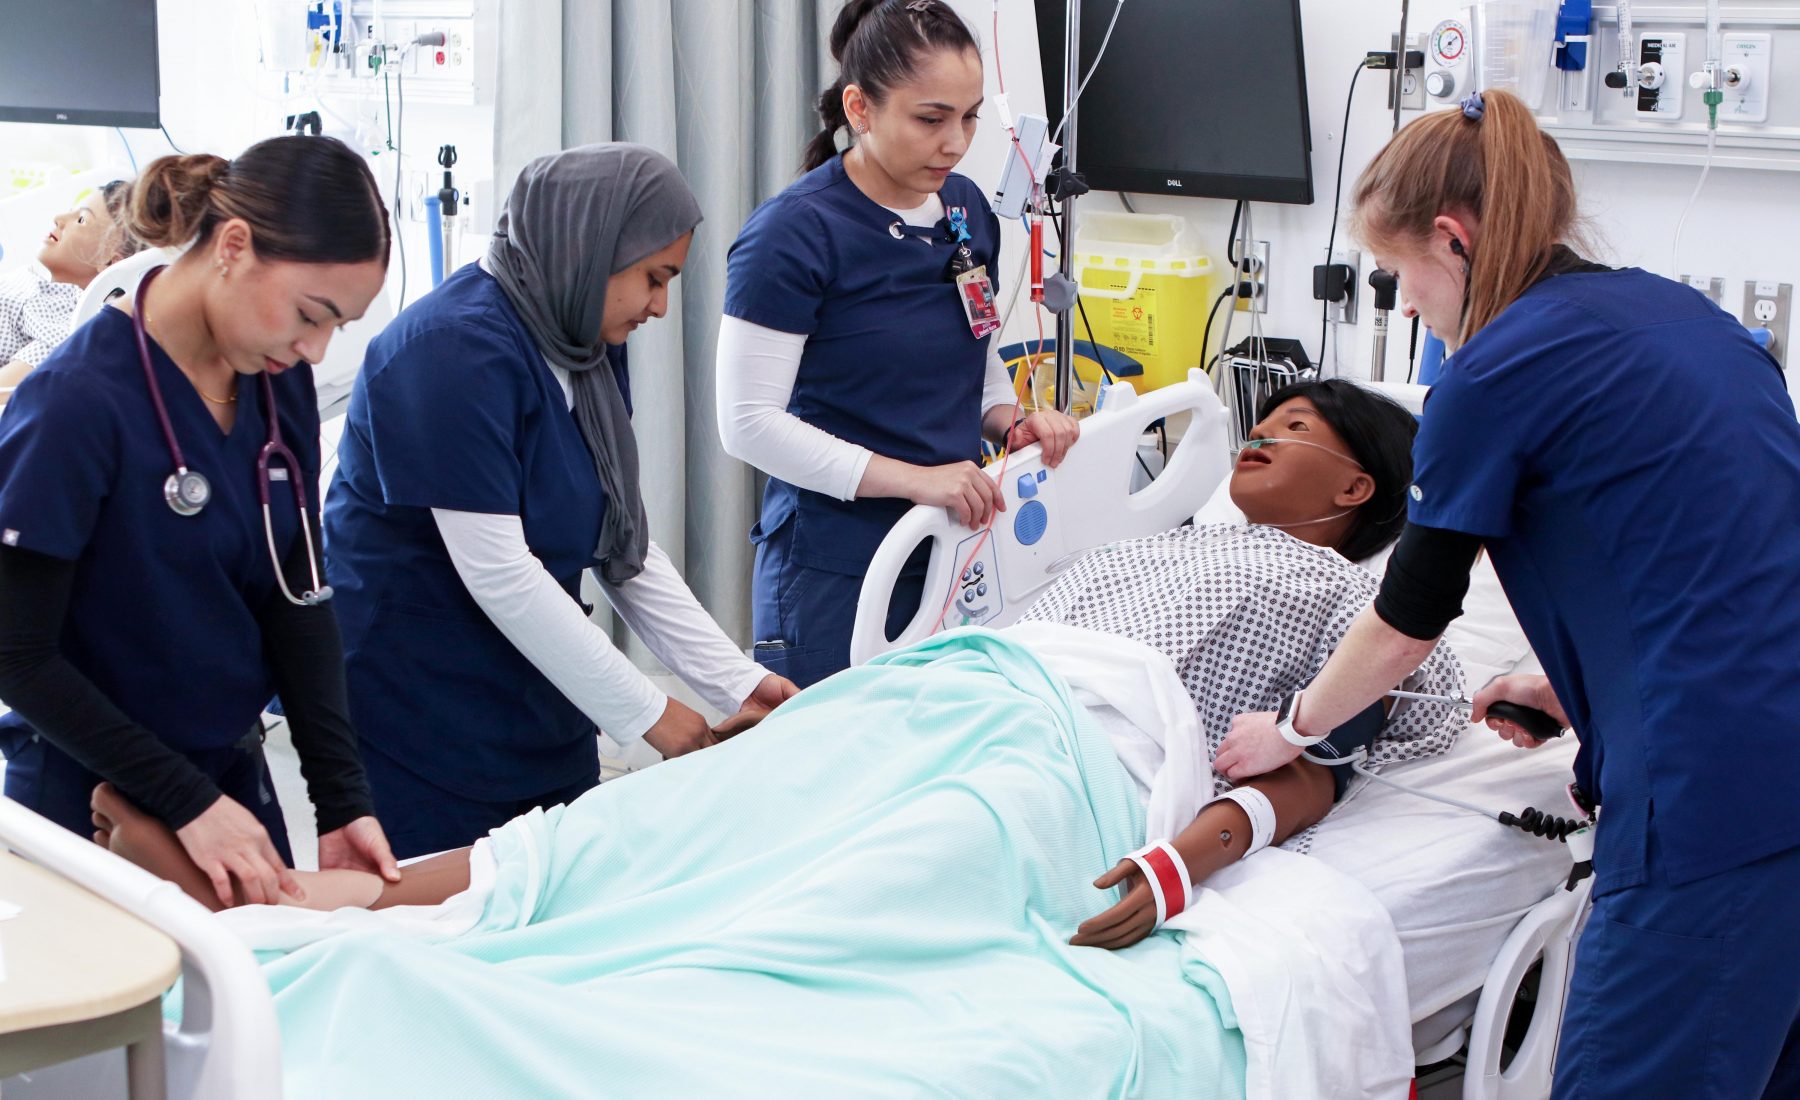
[1166,179,1183,188]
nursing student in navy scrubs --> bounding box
[326,145,795,860]
[0,138,399,907]
[1221,92,1800,1098]
[717,0,1080,688]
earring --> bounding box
[216,260,230,278]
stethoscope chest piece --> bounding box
[165,469,211,516]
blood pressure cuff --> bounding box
[1305,699,1388,800]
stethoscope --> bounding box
[131,266,332,607]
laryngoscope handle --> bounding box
[1485,701,1566,740]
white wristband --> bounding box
[1124,840,1193,930]
[1210,786,1278,855]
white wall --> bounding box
[965,0,1800,389]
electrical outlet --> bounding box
[1235,241,1272,314]
[1328,248,1360,325]
[1681,275,1725,306]
[1390,33,1426,111]
[1743,280,1792,368]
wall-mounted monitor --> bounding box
[1037,0,1315,204]
[0,0,161,128]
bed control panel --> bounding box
[850,371,1234,666]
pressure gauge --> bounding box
[1431,20,1469,66]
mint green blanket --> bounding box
[261,630,1246,1098]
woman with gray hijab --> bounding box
[325,144,797,859]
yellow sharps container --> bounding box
[1072,212,1215,392]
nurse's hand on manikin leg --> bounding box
[1070,760,1336,951]
[90,783,471,913]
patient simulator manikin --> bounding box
[91,381,1461,952]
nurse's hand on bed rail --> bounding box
[1002,409,1081,468]
[912,461,1004,529]
[319,815,402,884]
[1470,675,1571,748]
[1214,713,1305,782]
[176,793,303,908]
[1071,859,1159,950]
[641,697,718,758]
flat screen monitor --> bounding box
[1036,0,1315,204]
[0,0,161,128]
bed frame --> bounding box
[853,374,1592,1100]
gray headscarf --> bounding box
[485,143,702,585]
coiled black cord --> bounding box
[1498,806,1586,842]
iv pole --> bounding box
[1054,0,1081,414]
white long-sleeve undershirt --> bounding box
[431,361,767,743]
[716,194,1020,501]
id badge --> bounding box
[956,265,1000,339]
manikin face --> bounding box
[38,199,123,287]
[1228,397,1373,538]
[600,232,692,346]
[845,46,984,199]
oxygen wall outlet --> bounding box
[1719,33,1772,124]
[1743,280,1791,368]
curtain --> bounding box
[498,0,836,661]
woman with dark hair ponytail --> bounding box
[1224,91,1800,1098]
[718,0,1079,689]
[0,135,401,907]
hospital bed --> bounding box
[852,372,1593,1100]
[0,372,1585,1099]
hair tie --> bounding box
[1460,91,1486,121]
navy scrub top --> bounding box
[0,306,317,751]
[324,264,621,801]
[1409,268,1800,894]
[723,157,1001,574]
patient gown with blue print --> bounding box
[256,631,1248,1099]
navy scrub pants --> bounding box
[1,724,294,865]
[751,518,927,690]
[1553,837,1800,1099]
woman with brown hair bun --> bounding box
[0,135,401,909]
[1222,90,1800,1097]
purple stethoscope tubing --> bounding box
[132,266,331,606]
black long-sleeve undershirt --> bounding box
[0,538,373,834]
[1373,522,1484,641]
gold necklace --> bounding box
[141,304,237,405]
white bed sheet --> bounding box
[1306,727,1579,1045]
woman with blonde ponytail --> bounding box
[717,0,1079,688]
[1219,90,1800,1097]
[0,135,403,908]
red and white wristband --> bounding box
[1126,841,1195,930]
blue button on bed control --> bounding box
[1014,500,1049,546]
[1017,473,1038,499]
[963,589,976,604]
[973,562,984,576]
[977,582,987,596]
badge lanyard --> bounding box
[945,206,999,339]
